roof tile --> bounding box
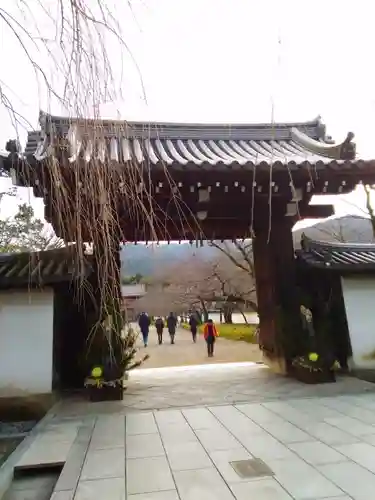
[297,235,375,271]
[0,246,92,288]
[27,113,357,167]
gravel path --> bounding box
[135,325,262,369]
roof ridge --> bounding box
[301,234,375,251]
[39,110,323,130]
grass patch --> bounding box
[181,323,258,344]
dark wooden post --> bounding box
[271,218,303,363]
[253,227,283,372]
[253,216,302,374]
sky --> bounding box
[1,0,375,223]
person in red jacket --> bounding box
[203,319,219,357]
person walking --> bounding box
[138,312,151,347]
[189,314,198,343]
[203,319,219,357]
[167,312,177,344]
[155,316,165,345]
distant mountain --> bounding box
[120,215,374,276]
[120,242,220,276]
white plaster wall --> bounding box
[341,276,375,369]
[0,289,54,396]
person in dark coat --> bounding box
[189,314,198,343]
[155,317,165,345]
[138,312,151,347]
[167,312,177,344]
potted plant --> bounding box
[291,352,337,384]
[84,325,149,402]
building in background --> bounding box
[122,284,146,321]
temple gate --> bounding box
[3,113,375,375]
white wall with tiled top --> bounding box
[341,276,375,370]
[0,288,54,396]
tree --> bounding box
[1,2,143,139]
[208,240,257,321]
[210,255,257,323]
[121,273,143,285]
[136,251,257,323]
[0,202,63,253]
[364,185,375,239]
[1,1,150,375]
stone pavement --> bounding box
[54,362,375,415]
[135,326,262,368]
[6,364,375,499]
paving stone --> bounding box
[80,448,125,480]
[126,433,165,459]
[209,405,264,437]
[240,433,296,461]
[127,456,175,495]
[164,441,211,471]
[54,422,94,491]
[128,492,179,500]
[16,441,72,468]
[311,497,351,500]
[154,410,186,426]
[56,362,375,414]
[126,413,158,435]
[267,457,343,499]
[93,416,125,435]
[37,424,80,444]
[360,433,375,445]
[75,477,125,499]
[297,422,360,446]
[259,420,312,443]
[158,423,197,445]
[324,416,375,436]
[322,399,375,424]
[182,408,222,430]
[236,403,286,424]
[286,400,345,420]
[173,467,234,500]
[50,492,74,500]
[230,478,293,499]
[265,406,315,428]
[29,364,375,500]
[334,442,375,473]
[90,418,124,450]
[195,428,242,452]
[317,460,375,499]
[288,441,347,465]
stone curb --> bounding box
[0,401,60,499]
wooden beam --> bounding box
[299,204,334,219]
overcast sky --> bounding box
[1,0,375,221]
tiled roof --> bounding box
[27,112,358,169]
[0,246,92,288]
[296,235,375,271]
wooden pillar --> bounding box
[271,218,303,361]
[253,227,283,372]
[253,229,277,352]
[253,217,302,374]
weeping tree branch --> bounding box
[364,184,375,240]
[1,1,199,372]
